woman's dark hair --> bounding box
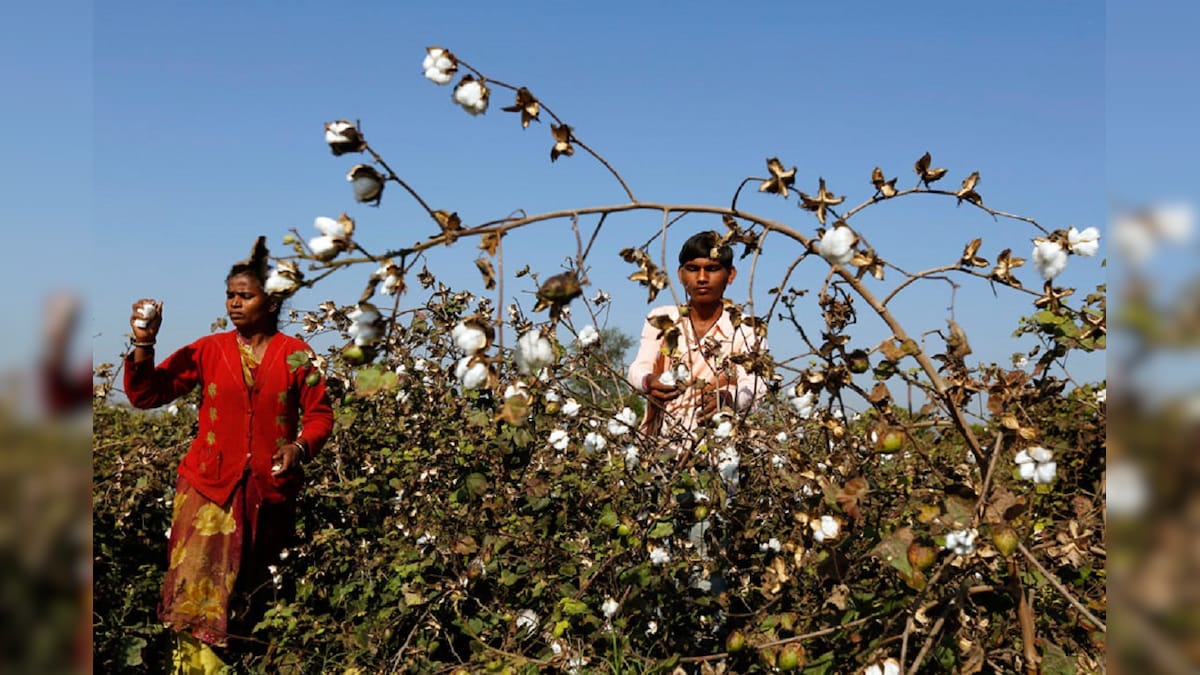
[226,236,281,329]
[678,231,734,269]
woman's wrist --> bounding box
[292,438,309,462]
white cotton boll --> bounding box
[381,275,402,296]
[601,598,619,619]
[717,448,740,486]
[623,445,640,470]
[607,407,637,436]
[515,331,554,374]
[649,547,671,565]
[789,389,815,418]
[576,325,600,347]
[817,226,856,265]
[425,68,453,85]
[657,370,676,387]
[713,413,734,439]
[561,398,581,417]
[1095,388,1106,405]
[775,431,788,443]
[137,302,157,320]
[943,528,977,556]
[811,515,840,542]
[167,404,179,416]
[759,537,782,552]
[548,429,570,451]
[455,357,488,390]
[351,174,383,202]
[1032,240,1069,280]
[265,270,298,295]
[314,216,344,238]
[1067,226,1101,257]
[515,609,539,635]
[583,432,607,454]
[1015,447,1057,485]
[674,363,691,384]
[504,382,529,401]
[308,235,339,260]
[452,322,487,354]
[453,78,489,115]
[544,389,560,403]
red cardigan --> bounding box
[124,331,333,506]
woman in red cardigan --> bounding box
[124,240,333,670]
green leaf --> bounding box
[559,597,590,617]
[1040,640,1078,675]
[286,349,313,372]
[354,366,398,396]
[124,636,147,666]
[647,520,674,539]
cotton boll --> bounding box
[1067,226,1100,257]
[1032,240,1068,280]
[817,226,856,265]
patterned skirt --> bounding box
[159,474,292,648]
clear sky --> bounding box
[5,1,1125,400]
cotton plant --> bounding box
[453,75,489,115]
[372,260,404,296]
[943,528,978,556]
[347,164,385,205]
[308,214,355,262]
[557,397,582,418]
[863,657,901,675]
[515,329,555,374]
[575,324,600,348]
[607,407,637,435]
[622,444,640,470]
[323,119,366,156]
[421,46,458,85]
[810,515,841,543]
[788,387,816,419]
[454,356,489,390]
[265,260,303,298]
[346,303,384,347]
[1031,239,1069,280]
[648,546,671,565]
[583,431,607,454]
[547,429,570,451]
[817,223,857,265]
[1014,446,1057,485]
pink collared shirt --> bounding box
[628,304,769,434]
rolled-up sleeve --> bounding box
[627,308,675,393]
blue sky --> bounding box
[6,1,1131,401]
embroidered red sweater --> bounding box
[124,331,333,505]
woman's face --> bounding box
[225,274,276,332]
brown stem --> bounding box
[1013,558,1040,674]
[1019,542,1106,633]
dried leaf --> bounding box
[500,86,540,128]
[550,123,574,161]
[478,231,501,256]
[871,166,898,197]
[474,257,496,290]
[759,157,797,197]
[914,151,948,187]
[960,238,989,268]
[798,177,845,225]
